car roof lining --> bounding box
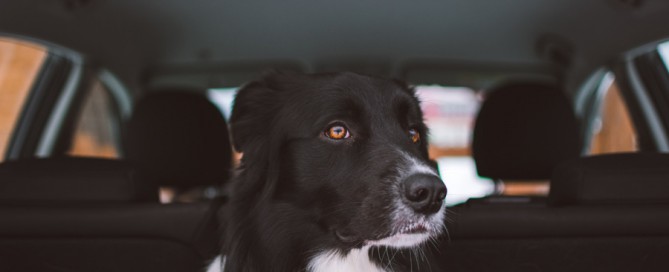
[2,0,669,94]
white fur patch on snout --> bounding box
[372,150,447,249]
[399,151,439,178]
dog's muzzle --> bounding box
[402,174,447,215]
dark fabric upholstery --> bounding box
[0,157,157,203]
[0,156,221,271]
[0,240,203,272]
[549,152,669,205]
[472,82,581,180]
[123,90,233,188]
[0,202,221,272]
[439,237,669,272]
[446,202,669,239]
[441,202,669,271]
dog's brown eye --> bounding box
[325,125,350,140]
[409,128,420,144]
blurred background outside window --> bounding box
[0,38,46,162]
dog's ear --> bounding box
[229,80,280,153]
[229,76,288,201]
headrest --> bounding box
[472,81,581,180]
[0,158,157,203]
[549,153,669,205]
[123,90,233,188]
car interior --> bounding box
[1,0,669,271]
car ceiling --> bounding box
[1,0,669,92]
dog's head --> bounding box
[230,72,446,251]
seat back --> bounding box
[0,157,156,203]
[472,81,581,181]
[123,89,233,193]
[440,152,669,271]
[0,157,221,272]
[549,152,669,205]
[442,82,667,271]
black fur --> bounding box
[221,72,446,272]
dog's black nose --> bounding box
[403,174,447,215]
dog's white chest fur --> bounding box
[205,249,386,272]
[205,256,224,272]
[307,247,386,272]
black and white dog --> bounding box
[207,72,447,272]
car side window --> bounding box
[0,38,47,162]
[588,79,638,154]
[66,79,121,158]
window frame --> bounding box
[577,42,669,154]
[575,69,614,155]
[4,51,76,159]
[98,69,133,155]
[635,49,669,144]
[55,70,128,158]
[3,38,129,160]
[610,52,669,152]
